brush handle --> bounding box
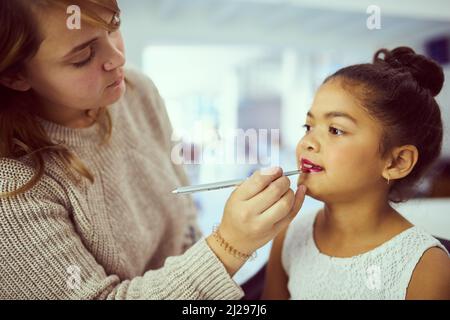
[172,169,301,195]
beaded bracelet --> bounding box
[212,225,257,261]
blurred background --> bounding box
[117,0,450,284]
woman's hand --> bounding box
[206,167,307,275]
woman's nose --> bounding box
[103,48,125,72]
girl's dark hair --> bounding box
[325,46,444,203]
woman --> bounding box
[0,0,307,299]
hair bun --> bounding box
[374,47,444,97]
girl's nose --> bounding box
[300,136,319,153]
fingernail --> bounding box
[261,166,280,176]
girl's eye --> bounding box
[73,48,96,68]
[302,124,345,136]
[302,124,311,133]
[329,126,345,136]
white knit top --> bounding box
[282,210,449,300]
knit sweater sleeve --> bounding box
[0,162,243,300]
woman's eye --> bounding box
[73,48,96,68]
[329,126,345,136]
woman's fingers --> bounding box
[233,167,283,201]
[260,185,307,228]
[246,175,291,214]
[258,188,296,226]
[218,169,306,257]
[290,185,307,219]
[273,186,307,232]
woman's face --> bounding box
[296,78,388,203]
[23,5,126,119]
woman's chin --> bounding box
[103,83,126,105]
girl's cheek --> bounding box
[336,145,378,175]
[327,144,361,170]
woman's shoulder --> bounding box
[120,68,173,148]
[123,68,161,105]
[0,157,36,185]
[0,155,71,200]
[122,68,169,124]
[124,67,154,86]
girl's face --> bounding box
[23,5,126,118]
[296,78,389,202]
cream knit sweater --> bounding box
[0,69,244,300]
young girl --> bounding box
[262,47,450,300]
[0,0,306,299]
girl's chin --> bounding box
[297,174,327,200]
[297,171,325,184]
[300,187,328,202]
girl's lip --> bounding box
[300,158,324,172]
[302,167,324,173]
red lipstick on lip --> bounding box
[300,158,324,172]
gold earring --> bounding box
[387,176,390,185]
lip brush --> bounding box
[172,169,302,195]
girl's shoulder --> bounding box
[407,245,450,299]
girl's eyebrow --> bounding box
[307,111,358,125]
[63,37,98,59]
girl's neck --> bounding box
[319,192,409,242]
[313,193,413,258]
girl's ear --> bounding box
[0,73,31,92]
[383,145,419,182]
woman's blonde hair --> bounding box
[0,0,123,198]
